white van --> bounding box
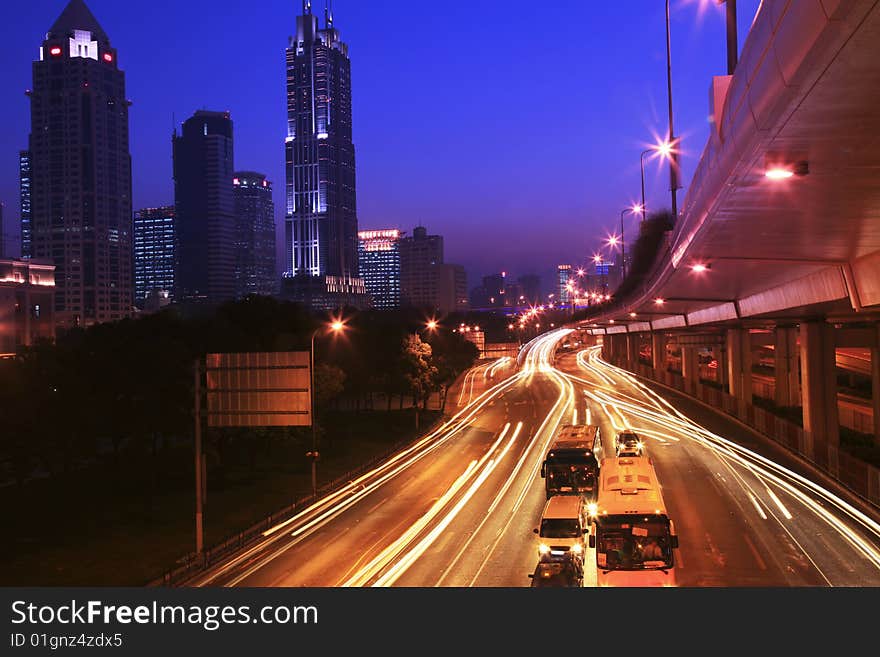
[533,495,588,560]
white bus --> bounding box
[588,456,679,586]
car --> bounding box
[528,554,583,587]
[615,431,645,457]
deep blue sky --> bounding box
[1,0,761,295]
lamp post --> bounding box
[640,148,652,222]
[665,0,679,220]
[308,319,345,500]
[720,0,738,75]
[619,205,642,280]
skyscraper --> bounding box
[19,151,31,259]
[518,274,541,305]
[24,0,133,328]
[558,264,573,304]
[233,172,277,298]
[283,2,366,307]
[133,206,175,308]
[173,110,235,304]
[358,229,402,309]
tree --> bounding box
[401,334,437,430]
[314,362,346,408]
[427,332,480,413]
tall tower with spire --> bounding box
[283,1,367,308]
[24,0,132,328]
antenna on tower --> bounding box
[303,0,311,15]
[326,0,333,27]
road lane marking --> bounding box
[765,487,793,520]
[748,493,768,520]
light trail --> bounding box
[192,350,535,587]
[571,346,880,574]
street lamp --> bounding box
[619,206,641,280]
[309,318,346,499]
[640,148,653,222]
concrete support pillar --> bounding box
[871,330,880,446]
[774,326,800,408]
[726,328,752,402]
[651,332,667,372]
[800,321,840,451]
[626,334,639,368]
[714,345,728,387]
[681,346,699,389]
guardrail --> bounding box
[147,414,448,588]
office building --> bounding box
[19,151,31,259]
[518,274,541,305]
[436,263,468,314]
[283,2,366,307]
[173,110,235,303]
[400,226,443,309]
[133,206,175,308]
[0,259,56,354]
[234,172,277,298]
[557,264,573,304]
[24,0,133,328]
[358,229,402,309]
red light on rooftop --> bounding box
[50,46,62,56]
[103,53,113,62]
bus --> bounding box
[540,424,605,501]
[587,456,679,586]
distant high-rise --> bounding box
[133,206,175,308]
[233,172,277,298]
[400,226,444,310]
[173,110,235,303]
[25,0,133,328]
[558,264,573,304]
[436,264,468,314]
[358,229,402,309]
[283,3,361,299]
[518,274,541,305]
[0,202,4,259]
[19,151,31,259]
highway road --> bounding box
[191,330,880,587]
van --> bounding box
[533,495,588,560]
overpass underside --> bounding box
[583,1,880,455]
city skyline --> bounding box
[1,0,760,295]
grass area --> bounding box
[0,409,439,586]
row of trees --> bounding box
[0,296,480,486]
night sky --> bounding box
[1,0,761,296]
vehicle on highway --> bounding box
[615,430,645,457]
[588,456,679,586]
[540,424,605,500]
[533,495,589,561]
[529,553,583,587]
